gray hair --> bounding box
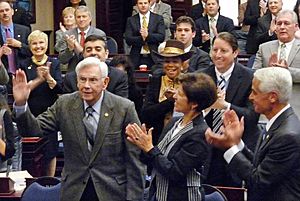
[75,57,108,78]
[276,10,298,24]
[75,5,91,17]
[254,67,292,103]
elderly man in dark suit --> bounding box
[58,5,106,72]
[193,0,235,53]
[206,67,300,201]
[0,0,30,95]
[201,32,259,187]
[13,57,145,201]
[124,0,165,69]
[63,35,128,98]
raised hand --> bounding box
[126,123,154,152]
[201,30,210,42]
[12,69,31,106]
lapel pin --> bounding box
[17,35,21,38]
[28,65,32,69]
[104,113,109,117]
[266,135,270,140]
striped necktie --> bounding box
[212,76,226,134]
[142,15,150,52]
[82,106,97,150]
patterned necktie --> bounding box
[209,17,216,39]
[142,15,150,52]
[80,31,85,47]
[212,76,226,134]
[82,106,97,150]
[5,28,16,74]
[279,43,286,61]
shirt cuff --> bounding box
[13,102,28,117]
[223,140,244,164]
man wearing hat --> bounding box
[141,39,193,145]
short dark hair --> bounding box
[66,0,86,7]
[84,35,107,50]
[213,32,239,52]
[178,73,217,111]
[175,16,196,32]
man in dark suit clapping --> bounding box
[206,67,300,201]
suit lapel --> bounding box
[90,91,114,162]
[226,63,242,102]
[287,39,300,65]
[135,15,141,32]
[258,108,294,151]
[71,95,91,162]
[148,13,154,32]
[203,16,210,34]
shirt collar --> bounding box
[1,23,13,32]
[214,62,234,82]
[279,38,295,47]
[184,44,193,52]
[83,91,104,116]
[266,104,291,131]
[208,13,219,21]
[139,11,150,20]
[77,26,90,35]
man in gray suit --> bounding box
[206,67,300,201]
[253,10,300,116]
[13,57,145,201]
[58,6,106,72]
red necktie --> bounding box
[5,28,16,74]
[80,31,85,47]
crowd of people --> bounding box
[1,0,300,200]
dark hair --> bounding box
[135,0,150,4]
[84,35,107,50]
[66,0,86,7]
[175,16,196,32]
[109,55,136,85]
[294,0,300,25]
[213,32,239,52]
[178,73,217,111]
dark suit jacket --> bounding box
[189,45,211,72]
[194,15,235,53]
[255,13,277,48]
[0,23,31,72]
[201,63,260,186]
[19,57,63,117]
[124,12,165,68]
[63,66,129,98]
[229,107,300,201]
[15,91,146,201]
[143,115,210,201]
[141,75,174,145]
[244,0,260,54]
[189,2,205,22]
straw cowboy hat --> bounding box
[153,39,193,61]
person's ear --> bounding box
[102,77,110,90]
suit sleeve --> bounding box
[243,1,260,26]
[160,4,172,31]
[17,26,31,57]
[63,73,76,93]
[228,133,300,199]
[252,44,264,70]
[55,30,67,53]
[193,19,204,48]
[0,63,9,85]
[124,102,146,201]
[124,17,145,46]
[255,19,277,46]
[50,58,63,94]
[145,15,165,44]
